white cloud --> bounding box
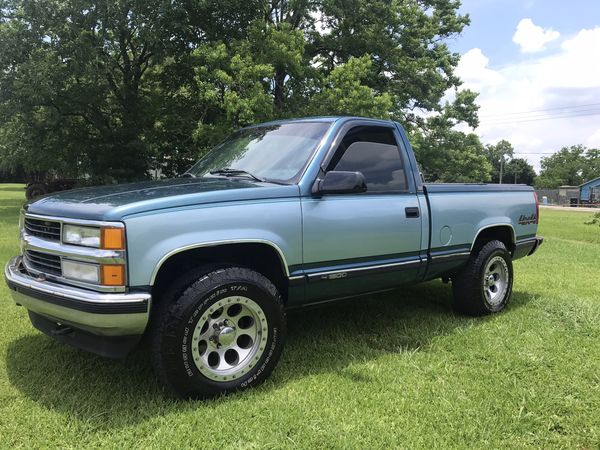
[456,27,600,170]
[586,129,600,148]
[455,48,503,93]
[513,18,560,53]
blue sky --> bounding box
[451,0,600,66]
[445,0,600,170]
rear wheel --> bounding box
[452,240,513,316]
[151,266,286,398]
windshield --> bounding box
[186,122,331,183]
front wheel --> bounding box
[452,240,513,316]
[152,266,286,398]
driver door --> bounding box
[301,124,423,302]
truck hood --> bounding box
[25,177,300,221]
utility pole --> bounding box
[499,157,503,184]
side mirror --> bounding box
[312,171,367,195]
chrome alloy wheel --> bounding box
[191,296,268,382]
[482,256,509,306]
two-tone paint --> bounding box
[6,116,542,355]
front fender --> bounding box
[123,200,302,287]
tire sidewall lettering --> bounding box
[240,327,278,388]
[178,281,282,386]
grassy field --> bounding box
[0,183,599,449]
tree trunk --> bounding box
[273,69,286,112]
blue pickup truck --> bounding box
[5,116,543,398]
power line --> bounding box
[479,102,600,118]
[481,109,600,125]
[483,108,600,122]
[483,106,600,120]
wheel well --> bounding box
[152,243,289,302]
[472,226,514,254]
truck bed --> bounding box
[422,182,537,278]
[424,183,533,193]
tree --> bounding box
[411,128,492,183]
[504,158,536,185]
[307,55,393,118]
[0,0,194,181]
[484,140,514,183]
[409,89,491,183]
[583,148,600,182]
[535,145,589,188]
[0,0,481,182]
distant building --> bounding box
[580,176,600,204]
[558,185,580,206]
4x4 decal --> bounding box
[518,214,537,225]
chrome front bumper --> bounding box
[5,256,150,337]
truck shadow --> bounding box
[5,281,534,429]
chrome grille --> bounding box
[24,218,61,241]
[24,250,62,276]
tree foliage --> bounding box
[585,212,600,227]
[410,89,490,183]
[504,158,536,185]
[535,145,599,188]
[483,140,514,183]
[0,0,490,182]
[0,0,189,180]
[411,128,492,183]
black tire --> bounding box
[25,183,48,200]
[452,240,513,316]
[151,266,286,398]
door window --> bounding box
[328,126,408,193]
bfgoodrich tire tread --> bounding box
[452,240,513,316]
[151,266,286,398]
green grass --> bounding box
[1,183,599,449]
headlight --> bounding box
[62,224,125,250]
[63,225,101,248]
[61,260,125,286]
[62,259,100,283]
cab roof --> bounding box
[243,116,397,129]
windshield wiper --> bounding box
[180,172,196,178]
[209,168,266,182]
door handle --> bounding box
[405,207,420,218]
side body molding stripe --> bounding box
[306,258,423,283]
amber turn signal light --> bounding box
[101,227,125,250]
[101,264,125,286]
